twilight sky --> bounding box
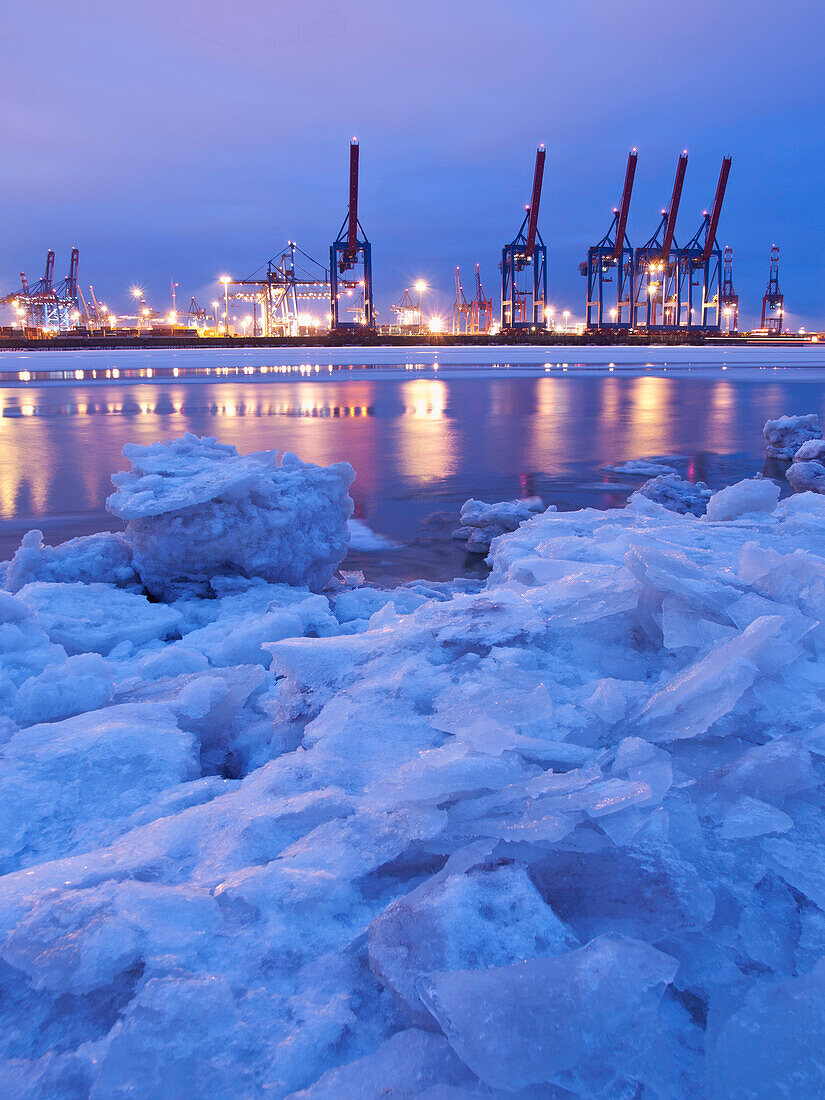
[3,0,825,327]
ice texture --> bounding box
[16,581,183,654]
[763,412,822,459]
[419,933,678,1093]
[5,529,137,592]
[704,477,780,521]
[634,472,712,516]
[107,434,355,599]
[453,496,548,553]
[786,437,825,494]
[3,442,825,1097]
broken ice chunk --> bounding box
[719,738,818,801]
[708,958,825,1099]
[16,582,183,656]
[107,434,355,599]
[719,796,793,840]
[633,473,712,516]
[5,529,137,592]
[763,412,822,460]
[704,478,780,523]
[530,843,714,941]
[418,933,678,1094]
[288,1029,477,1099]
[636,616,797,742]
[367,864,577,1026]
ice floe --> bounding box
[2,431,825,1096]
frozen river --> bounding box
[2,344,825,579]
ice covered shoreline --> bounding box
[3,430,825,1096]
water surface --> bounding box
[2,351,824,581]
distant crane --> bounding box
[583,149,637,329]
[761,245,784,334]
[720,246,739,332]
[677,156,732,329]
[471,264,494,334]
[501,145,547,328]
[330,139,375,329]
[390,288,421,329]
[186,297,210,327]
[234,243,330,336]
[452,267,472,334]
[633,153,688,328]
[12,248,81,330]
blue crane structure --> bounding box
[632,153,688,329]
[761,245,784,334]
[673,156,732,331]
[582,150,637,329]
[330,140,375,329]
[721,246,739,332]
[13,249,81,330]
[501,145,547,328]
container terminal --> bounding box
[0,142,812,349]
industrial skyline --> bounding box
[3,0,824,327]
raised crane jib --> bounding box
[68,248,79,299]
[659,153,688,260]
[44,250,55,292]
[346,140,360,264]
[700,156,732,264]
[610,149,637,261]
[524,145,546,259]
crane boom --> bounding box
[611,149,637,261]
[346,140,359,263]
[659,153,688,260]
[524,145,546,259]
[700,156,732,263]
[44,250,55,292]
[68,248,79,299]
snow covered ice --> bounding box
[5,433,825,1096]
[107,434,355,599]
[763,411,823,460]
[635,472,712,516]
[452,495,548,553]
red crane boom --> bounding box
[659,153,688,260]
[700,155,732,264]
[611,149,637,261]
[524,145,546,259]
[346,140,360,263]
[44,250,55,292]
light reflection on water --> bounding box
[3,372,825,579]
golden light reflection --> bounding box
[397,379,455,483]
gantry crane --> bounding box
[471,264,494,334]
[452,267,472,334]
[233,243,330,336]
[582,150,637,329]
[390,289,421,330]
[186,297,210,327]
[633,153,688,328]
[501,145,547,328]
[12,249,81,330]
[720,246,739,332]
[330,139,375,329]
[676,156,732,329]
[761,245,784,334]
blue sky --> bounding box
[3,0,824,327]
